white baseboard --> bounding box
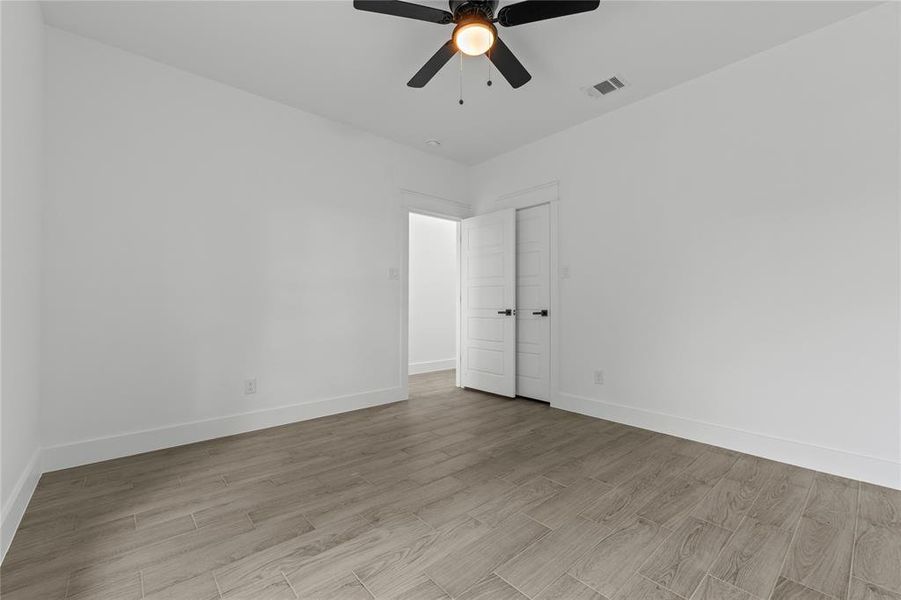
[42,386,405,473]
[409,359,456,375]
[553,391,901,490]
[1,448,42,562]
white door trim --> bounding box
[400,183,558,402]
[399,190,472,398]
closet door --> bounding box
[460,209,516,397]
[516,204,550,401]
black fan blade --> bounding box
[497,0,600,27]
[488,37,531,88]
[353,1,453,24]
[408,40,457,87]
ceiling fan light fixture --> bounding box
[354,0,601,90]
[453,21,495,56]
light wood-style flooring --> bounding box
[2,370,900,600]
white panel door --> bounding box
[516,204,550,401]
[461,209,516,397]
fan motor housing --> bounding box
[449,1,498,21]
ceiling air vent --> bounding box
[585,75,628,98]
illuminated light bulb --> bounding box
[454,22,495,56]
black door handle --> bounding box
[532,309,549,316]
[497,309,513,316]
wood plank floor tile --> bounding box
[353,515,488,598]
[636,476,715,529]
[66,571,143,600]
[611,575,683,600]
[579,474,667,530]
[680,450,739,485]
[582,432,663,478]
[359,449,452,485]
[638,516,732,598]
[552,432,649,487]
[568,516,672,598]
[854,518,901,595]
[212,514,376,595]
[141,573,221,600]
[782,509,857,598]
[0,572,69,600]
[283,512,433,597]
[692,456,774,531]
[748,477,812,531]
[692,477,761,532]
[66,514,257,596]
[5,513,138,566]
[457,574,529,600]
[402,431,476,456]
[849,578,901,600]
[467,476,564,527]
[295,572,374,600]
[387,574,450,600]
[709,517,793,598]
[496,515,610,597]
[426,513,549,598]
[535,574,608,600]
[142,513,316,595]
[770,577,833,600]
[804,474,859,517]
[859,483,901,530]
[407,451,487,485]
[525,477,614,529]
[415,478,514,529]
[220,574,298,600]
[585,435,680,485]
[367,475,467,523]
[579,452,693,529]
[689,575,751,600]
[497,441,593,487]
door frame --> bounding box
[399,189,472,400]
[398,182,560,402]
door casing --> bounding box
[399,190,471,399]
[399,182,559,403]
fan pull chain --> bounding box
[459,52,464,105]
[487,48,493,87]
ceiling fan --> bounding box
[353,0,601,89]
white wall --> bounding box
[472,4,901,488]
[1,1,45,557]
[408,213,457,374]
[41,28,469,469]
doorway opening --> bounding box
[401,191,557,405]
[408,212,460,391]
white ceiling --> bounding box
[41,1,875,164]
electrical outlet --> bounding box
[594,370,604,385]
[561,266,571,279]
[244,378,257,395]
